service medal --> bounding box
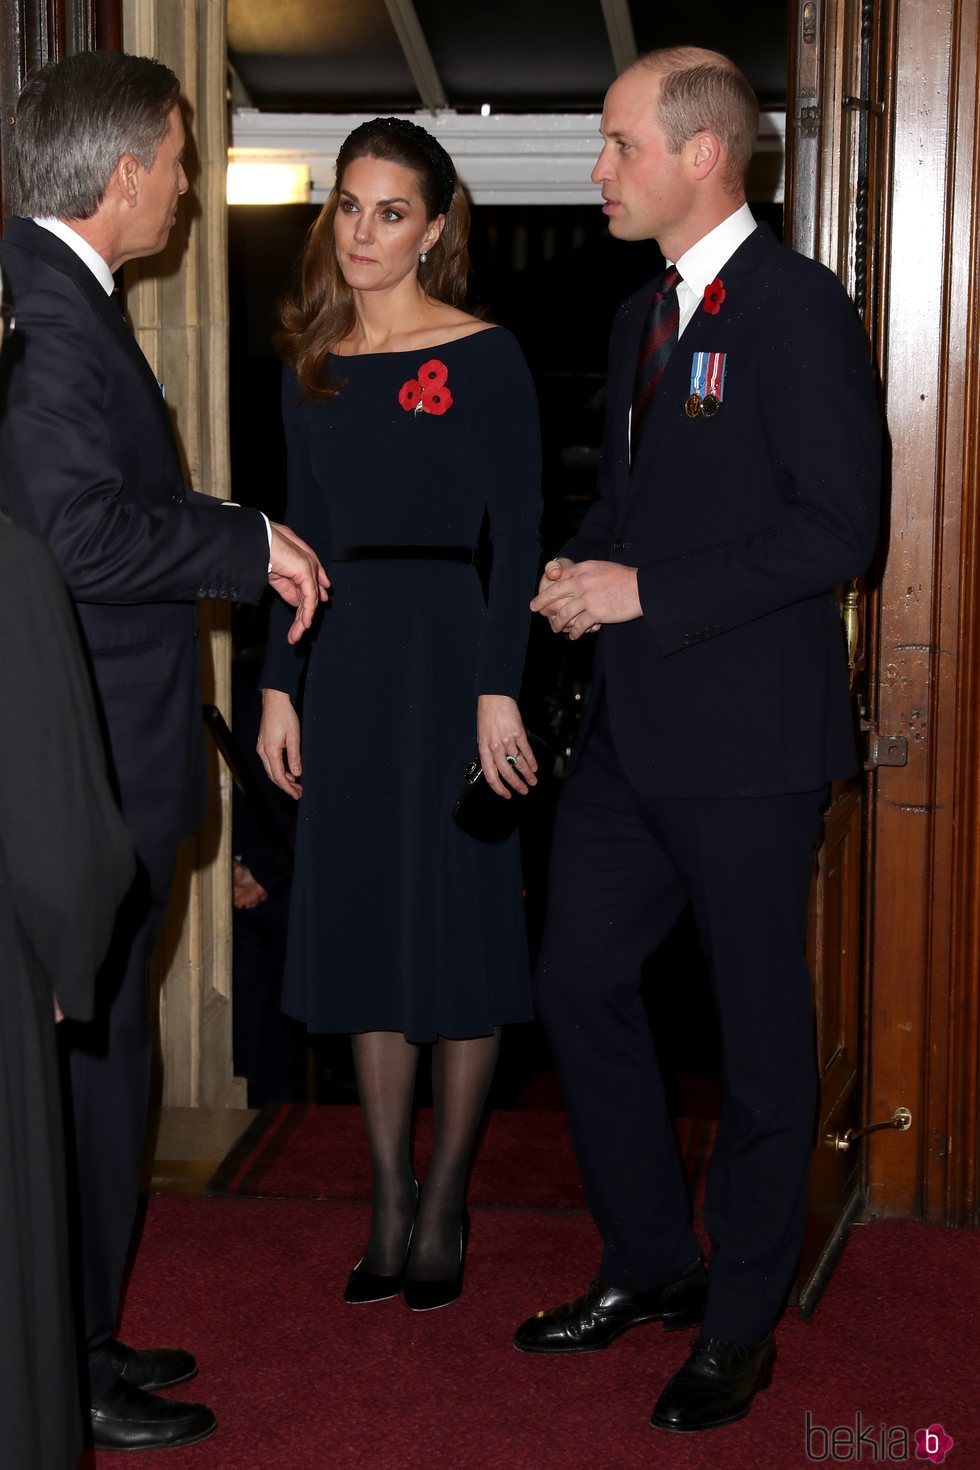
[687,350,727,420]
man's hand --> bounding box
[530,557,642,640]
[268,523,331,645]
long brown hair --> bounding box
[278,117,472,402]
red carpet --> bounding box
[90,1201,979,1469]
[209,1104,716,1213]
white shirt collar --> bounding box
[670,202,756,337]
[673,202,757,300]
[32,217,116,296]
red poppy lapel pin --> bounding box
[399,357,453,416]
[702,278,726,316]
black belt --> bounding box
[326,544,476,564]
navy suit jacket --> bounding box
[0,217,269,847]
[565,224,881,798]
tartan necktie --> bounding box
[631,265,682,451]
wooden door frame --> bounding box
[788,0,980,1229]
[866,0,980,1226]
[784,0,888,1312]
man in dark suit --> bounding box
[514,48,880,1433]
[0,52,328,1452]
[1,265,135,1470]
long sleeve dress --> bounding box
[262,326,541,1041]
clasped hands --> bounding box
[530,556,642,639]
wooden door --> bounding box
[785,0,889,1313]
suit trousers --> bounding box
[535,699,823,1342]
[60,840,177,1401]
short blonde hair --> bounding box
[634,47,759,195]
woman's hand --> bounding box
[257,688,303,799]
[477,694,538,799]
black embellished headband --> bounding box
[340,116,457,216]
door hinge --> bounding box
[799,104,821,138]
[802,2,819,45]
[861,721,908,770]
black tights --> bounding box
[350,1028,500,1281]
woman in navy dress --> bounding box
[258,118,541,1310]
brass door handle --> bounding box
[828,1106,912,1153]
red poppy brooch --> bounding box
[399,358,453,416]
[703,278,726,316]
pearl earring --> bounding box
[419,251,428,264]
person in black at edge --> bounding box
[0,267,134,1467]
[0,52,329,1451]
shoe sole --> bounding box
[651,1401,754,1433]
[514,1306,702,1354]
[91,1419,217,1453]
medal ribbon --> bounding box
[705,352,726,403]
[690,351,709,400]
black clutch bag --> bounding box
[452,735,552,843]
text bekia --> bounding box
[805,1412,955,1463]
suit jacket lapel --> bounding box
[624,224,776,496]
[607,284,653,512]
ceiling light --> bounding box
[227,162,311,205]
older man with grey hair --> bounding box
[0,50,329,1452]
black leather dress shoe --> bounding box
[90,1379,216,1451]
[514,1259,707,1354]
[651,1333,775,1432]
[105,1337,197,1391]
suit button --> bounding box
[172,493,183,504]
[208,586,218,597]
[612,539,624,552]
